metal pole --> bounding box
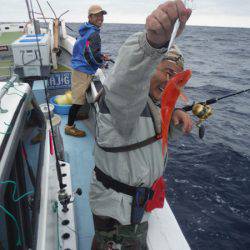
[25,0,32,21]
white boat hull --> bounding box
[148,199,190,250]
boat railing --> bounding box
[0,74,19,104]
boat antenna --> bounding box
[29,0,66,190]
[46,1,69,20]
[46,1,57,18]
[58,10,70,20]
[35,0,48,30]
[25,0,32,21]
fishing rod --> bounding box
[65,24,77,33]
[29,1,82,213]
[29,0,82,213]
[29,0,65,190]
[183,88,250,112]
[108,59,115,64]
[182,88,250,139]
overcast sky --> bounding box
[1,0,250,28]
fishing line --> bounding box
[65,24,78,36]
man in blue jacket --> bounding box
[65,5,109,137]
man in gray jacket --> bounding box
[90,1,193,249]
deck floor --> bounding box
[33,85,95,249]
[60,115,95,250]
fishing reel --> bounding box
[191,103,213,139]
[182,88,250,139]
[58,188,82,213]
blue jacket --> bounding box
[71,22,103,75]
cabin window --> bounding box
[19,26,24,29]
[4,27,9,30]
[0,99,45,249]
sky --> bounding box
[1,0,250,28]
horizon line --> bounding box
[1,21,249,29]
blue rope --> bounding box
[0,205,21,246]
[0,180,34,202]
[0,180,34,246]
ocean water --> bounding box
[67,23,250,250]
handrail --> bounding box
[0,75,18,102]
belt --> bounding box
[94,166,153,199]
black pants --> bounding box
[67,104,81,126]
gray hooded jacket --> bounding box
[89,31,179,225]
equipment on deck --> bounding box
[12,34,51,78]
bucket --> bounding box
[39,103,54,119]
[50,96,71,115]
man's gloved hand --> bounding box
[146,0,192,48]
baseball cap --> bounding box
[88,5,107,16]
[163,45,184,69]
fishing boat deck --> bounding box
[60,116,95,250]
[33,82,95,249]
[32,77,191,250]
